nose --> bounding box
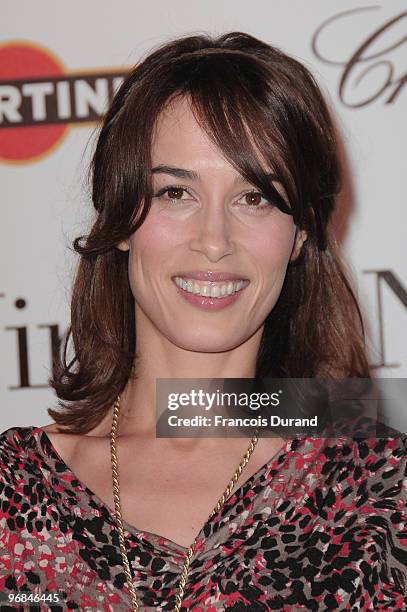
[188,202,234,262]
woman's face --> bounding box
[117,96,306,352]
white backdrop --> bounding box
[1,0,406,432]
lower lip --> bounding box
[173,281,249,311]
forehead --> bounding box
[153,96,200,136]
[151,96,225,166]
[151,95,269,178]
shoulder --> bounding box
[322,429,407,473]
[313,433,407,538]
[351,433,407,521]
[0,425,37,458]
[333,432,407,504]
[353,433,407,480]
[0,426,43,486]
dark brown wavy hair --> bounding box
[48,31,370,433]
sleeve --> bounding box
[0,427,34,592]
[0,426,87,607]
[0,427,62,597]
[355,433,407,610]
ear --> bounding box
[290,228,307,262]
[115,239,130,252]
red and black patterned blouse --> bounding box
[1,426,407,611]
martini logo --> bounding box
[0,40,126,164]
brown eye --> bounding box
[238,191,272,211]
[153,186,192,203]
[245,192,263,206]
[166,187,185,200]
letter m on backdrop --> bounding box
[364,270,407,369]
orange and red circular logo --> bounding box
[0,41,67,163]
[0,40,125,164]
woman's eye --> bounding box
[154,186,191,203]
[238,191,273,210]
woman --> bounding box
[1,31,406,611]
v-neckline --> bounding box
[31,426,300,555]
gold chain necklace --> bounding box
[110,394,259,611]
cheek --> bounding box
[250,216,296,270]
[129,214,176,275]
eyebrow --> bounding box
[151,164,280,184]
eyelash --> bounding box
[153,185,274,212]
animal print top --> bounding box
[0,426,406,611]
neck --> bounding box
[115,308,263,443]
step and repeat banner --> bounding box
[1,1,406,431]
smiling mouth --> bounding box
[173,276,250,299]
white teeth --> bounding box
[174,276,247,298]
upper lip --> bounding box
[173,270,249,282]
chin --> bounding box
[170,330,245,354]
